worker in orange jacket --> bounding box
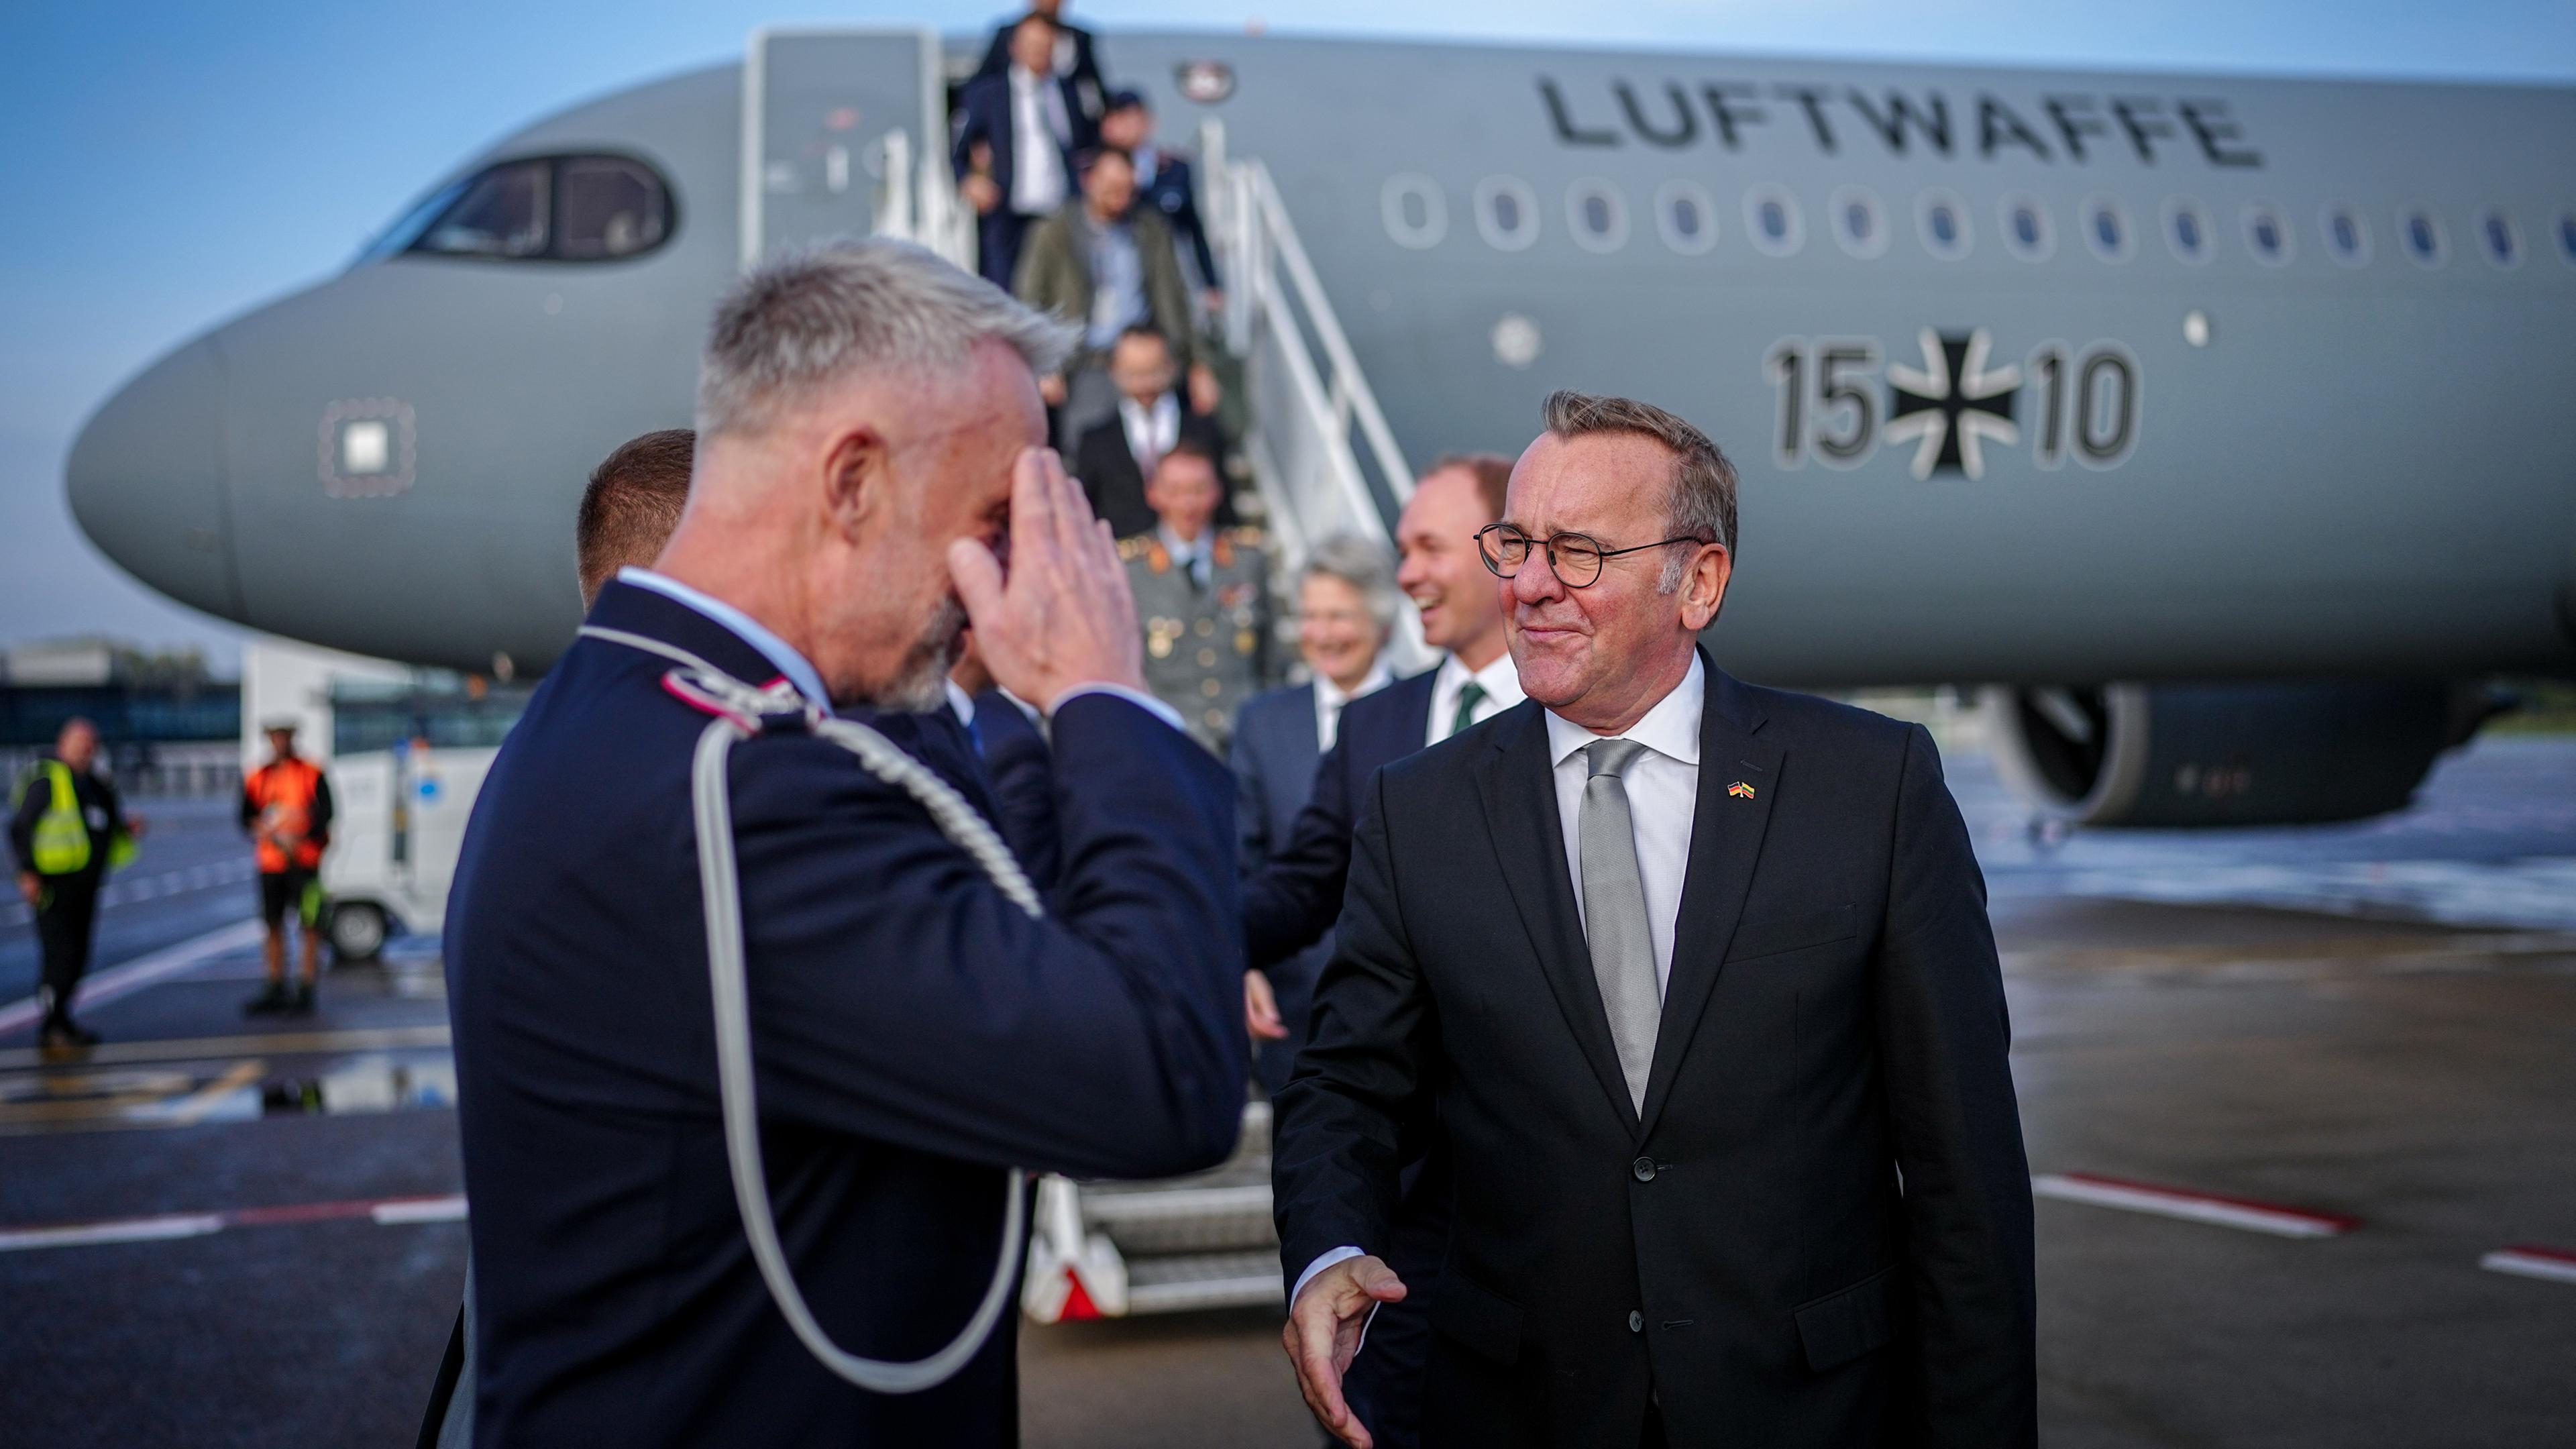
[241,719,333,1015]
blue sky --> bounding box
[3,0,2571,674]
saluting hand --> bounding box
[1284,1254,1407,1449]
[948,446,1145,714]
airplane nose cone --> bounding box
[65,337,242,621]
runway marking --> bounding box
[2032,1172,2361,1238]
[0,1024,452,1072]
[0,1214,225,1252]
[0,1193,466,1254]
[0,918,266,1037]
[153,1060,264,1128]
[2480,1245,2576,1286]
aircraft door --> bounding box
[741,28,943,266]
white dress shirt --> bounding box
[1426,649,1525,747]
[1311,659,1393,753]
[1293,652,1701,1312]
[1120,392,1181,477]
[1007,65,1069,216]
[1159,524,1211,588]
[1541,651,1703,994]
[613,566,1179,731]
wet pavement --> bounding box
[3,737,2572,1448]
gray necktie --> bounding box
[1580,737,1661,1114]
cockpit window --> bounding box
[371,154,676,265]
[556,157,670,258]
[423,160,551,258]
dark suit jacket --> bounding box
[951,68,1093,215]
[1137,150,1219,287]
[1229,682,1329,1092]
[447,582,1245,1447]
[971,688,1060,893]
[973,16,1104,118]
[1073,406,1229,541]
[1271,657,2037,1448]
[1238,667,1436,971]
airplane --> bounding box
[62,27,2576,833]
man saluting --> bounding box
[1275,393,2034,1448]
[446,240,1246,1447]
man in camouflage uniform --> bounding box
[1118,437,1274,753]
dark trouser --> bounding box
[1335,1149,1452,1449]
[976,209,1041,290]
[34,872,102,1026]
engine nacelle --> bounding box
[1980,682,2473,827]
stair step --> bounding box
[1083,1182,1276,1254]
[1122,1248,1284,1314]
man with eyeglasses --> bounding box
[1274,392,2034,1449]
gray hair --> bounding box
[1299,532,1399,634]
[696,238,1077,438]
[1540,390,1737,592]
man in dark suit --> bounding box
[447,240,1246,1448]
[946,631,1062,892]
[1098,89,1220,308]
[1230,533,1399,1093]
[1072,325,1229,537]
[1275,392,2035,1449]
[1240,453,1513,1449]
[972,0,1104,119]
[953,13,1094,290]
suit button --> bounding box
[1627,1310,1644,1333]
[1632,1157,1657,1183]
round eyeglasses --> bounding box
[1473,523,1713,588]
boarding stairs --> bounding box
[755,29,1421,1318]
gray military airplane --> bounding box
[64,28,2576,828]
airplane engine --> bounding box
[1979,682,2489,828]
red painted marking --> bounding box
[1058,1270,1102,1322]
[2500,1243,2576,1266]
[2055,1172,2363,1231]
[225,1197,389,1228]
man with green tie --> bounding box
[1235,450,1514,1449]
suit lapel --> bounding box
[1638,657,1782,1136]
[1474,702,1640,1136]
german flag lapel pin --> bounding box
[1727,780,1756,800]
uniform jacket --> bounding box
[446,580,1246,1448]
[1271,657,2038,1448]
[970,688,1061,894]
[1014,205,1196,372]
[1072,407,1229,541]
[1122,528,1273,753]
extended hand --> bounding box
[1283,1254,1407,1448]
[1245,968,1289,1041]
[948,447,1144,712]
[960,172,1002,215]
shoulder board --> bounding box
[1116,535,1151,561]
[1224,526,1267,549]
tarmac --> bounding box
[1,737,2571,1448]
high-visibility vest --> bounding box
[14,759,134,877]
[246,757,326,872]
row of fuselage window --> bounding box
[1379,173,2575,273]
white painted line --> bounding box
[2032,1172,2361,1238]
[0,1213,225,1253]
[2481,1246,2576,1286]
[0,918,266,1036]
[372,1195,469,1225]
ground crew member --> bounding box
[241,719,333,1015]
[1121,437,1275,753]
[9,717,142,1049]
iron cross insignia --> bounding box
[1728,781,1756,799]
